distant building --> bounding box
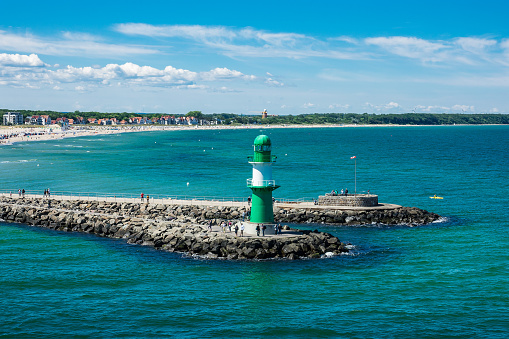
[27,115,39,124]
[25,115,51,125]
[261,109,268,119]
[75,117,86,124]
[38,115,51,125]
[3,112,24,125]
[130,117,143,124]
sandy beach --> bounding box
[0,123,359,146]
[1,122,491,146]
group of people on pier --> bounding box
[10,189,26,198]
[207,219,284,238]
[256,223,283,236]
[329,188,348,196]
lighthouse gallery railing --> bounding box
[246,179,277,187]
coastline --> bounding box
[1,123,506,146]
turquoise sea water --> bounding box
[1,126,508,338]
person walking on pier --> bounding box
[234,224,239,236]
[18,189,21,197]
[256,224,260,236]
[274,224,278,235]
[47,188,50,198]
[146,195,150,204]
[140,193,144,202]
[240,223,244,237]
[208,220,213,232]
[22,189,25,198]
[262,225,266,236]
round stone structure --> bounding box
[317,194,379,207]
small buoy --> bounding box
[285,154,287,156]
[187,182,190,186]
[203,150,206,152]
[37,164,39,166]
[155,142,157,143]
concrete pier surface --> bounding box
[0,193,401,211]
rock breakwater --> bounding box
[276,206,440,226]
[0,197,349,260]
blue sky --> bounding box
[1,0,508,114]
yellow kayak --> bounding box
[429,196,444,199]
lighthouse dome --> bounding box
[254,135,271,146]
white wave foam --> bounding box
[1,159,37,164]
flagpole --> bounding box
[354,158,357,196]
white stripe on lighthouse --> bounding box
[252,163,273,186]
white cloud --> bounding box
[489,107,499,113]
[385,101,400,109]
[364,101,403,112]
[328,104,350,110]
[239,28,307,47]
[209,86,241,93]
[265,77,284,86]
[114,23,367,60]
[114,23,509,67]
[0,30,159,57]
[0,56,258,90]
[176,84,208,90]
[415,105,450,112]
[200,67,255,81]
[451,104,474,112]
[329,36,359,44]
[303,102,315,108]
[75,86,85,91]
[455,37,497,54]
[0,53,45,67]
[365,36,448,62]
[114,23,236,40]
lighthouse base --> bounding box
[242,222,278,236]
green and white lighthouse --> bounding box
[246,135,279,233]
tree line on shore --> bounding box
[2,109,508,126]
